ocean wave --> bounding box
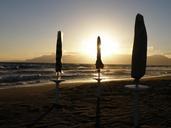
[0,63,171,87]
[0,74,43,83]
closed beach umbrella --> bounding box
[95,36,103,128]
[131,14,147,80]
[96,36,104,70]
[56,31,62,73]
[29,31,63,127]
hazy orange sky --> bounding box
[0,0,170,61]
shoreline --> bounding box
[0,74,170,90]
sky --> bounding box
[0,0,170,61]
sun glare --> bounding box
[81,33,120,58]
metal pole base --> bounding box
[93,77,102,81]
[51,79,65,84]
[125,84,149,90]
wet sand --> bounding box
[0,76,170,128]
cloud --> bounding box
[147,45,164,56]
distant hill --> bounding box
[25,53,90,64]
[147,55,171,65]
[26,54,171,65]
[25,55,55,63]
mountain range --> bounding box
[26,53,171,65]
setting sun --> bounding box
[81,32,120,58]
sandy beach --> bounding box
[0,76,170,128]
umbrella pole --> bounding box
[96,69,101,128]
[53,72,65,107]
[55,81,60,105]
[133,80,140,128]
[97,69,101,97]
[55,72,60,105]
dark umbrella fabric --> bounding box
[56,31,62,73]
[96,36,104,70]
[131,14,147,80]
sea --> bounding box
[0,62,171,89]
